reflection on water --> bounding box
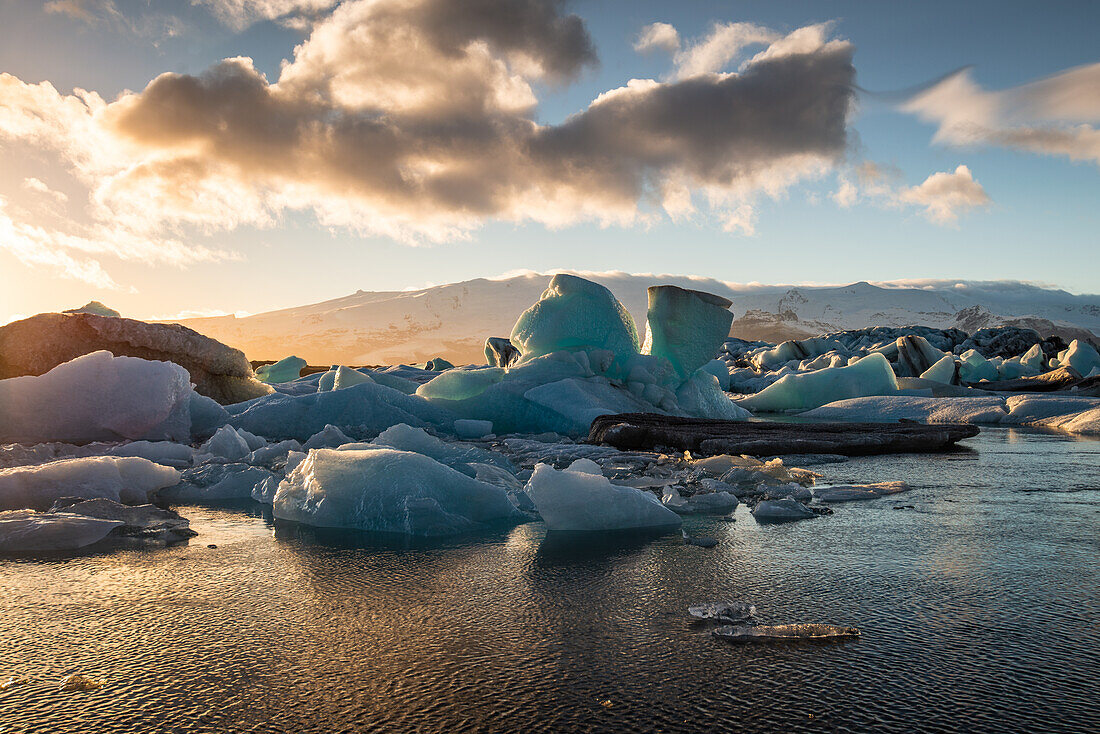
[0,427,1097,733]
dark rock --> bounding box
[588,413,980,456]
[0,312,271,404]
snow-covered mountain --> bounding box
[174,273,1100,365]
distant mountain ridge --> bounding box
[173,273,1100,365]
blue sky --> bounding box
[0,0,1097,324]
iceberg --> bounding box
[199,425,253,461]
[713,623,860,642]
[958,349,999,383]
[256,356,307,384]
[524,462,681,531]
[48,497,196,545]
[302,424,354,450]
[736,353,898,413]
[1062,340,1100,376]
[416,367,505,401]
[226,381,454,441]
[0,456,180,511]
[369,423,514,476]
[165,463,274,501]
[333,366,374,390]
[510,274,640,362]
[273,448,524,535]
[453,419,493,439]
[801,395,1008,424]
[641,286,733,379]
[751,498,815,522]
[107,440,193,468]
[919,355,957,385]
[0,351,193,444]
[895,335,948,377]
[0,510,122,552]
[484,337,520,368]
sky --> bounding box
[0,0,1097,325]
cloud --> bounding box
[902,63,1100,164]
[634,22,680,54]
[194,0,338,31]
[898,164,990,224]
[832,162,989,224]
[22,177,68,203]
[671,21,778,80]
[43,0,186,41]
[1,1,856,284]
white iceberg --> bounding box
[524,462,681,531]
[1061,339,1100,377]
[736,353,898,413]
[801,395,1008,424]
[815,481,910,502]
[919,355,957,384]
[273,448,524,535]
[369,423,514,476]
[0,456,180,511]
[200,425,253,461]
[0,351,192,444]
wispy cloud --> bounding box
[901,63,1100,165]
[833,161,990,225]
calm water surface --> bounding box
[1,427,1098,733]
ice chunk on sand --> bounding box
[919,355,957,385]
[510,274,640,362]
[273,448,524,535]
[256,356,307,384]
[641,286,733,379]
[801,395,1008,424]
[0,351,192,444]
[815,481,910,502]
[751,498,815,522]
[524,462,681,532]
[736,353,898,413]
[226,381,454,441]
[0,510,122,552]
[484,337,520,368]
[371,423,514,476]
[0,456,180,511]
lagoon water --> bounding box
[1,427,1097,733]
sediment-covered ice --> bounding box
[0,456,180,510]
[736,353,898,412]
[0,351,193,444]
[273,448,524,535]
[524,462,681,531]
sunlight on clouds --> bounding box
[902,63,1100,165]
[0,0,858,286]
